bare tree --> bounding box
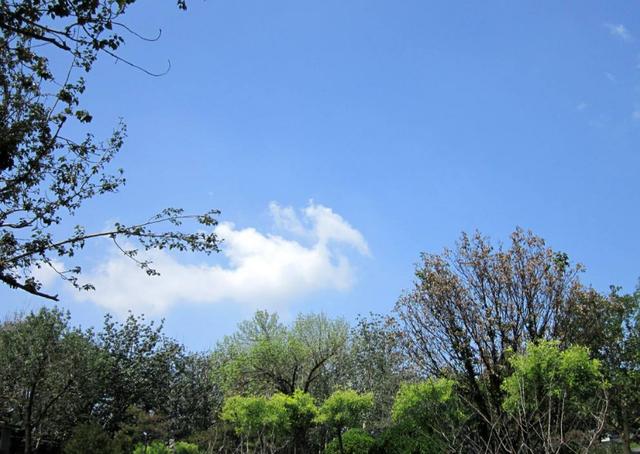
[395,228,586,451]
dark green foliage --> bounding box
[111,407,170,454]
[96,313,183,432]
[562,286,640,452]
[0,0,219,301]
[63,422,115,454]
[0,307,213,453]
[0,307,103,453]
[167,352,221,438]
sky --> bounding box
[3,1,640,351]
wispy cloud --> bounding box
[605,23,633,42]
[73,202,370,315]
[632,110,640,121]
[576,102,588,112]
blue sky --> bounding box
[3,1,640,351]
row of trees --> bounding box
[1,1,638,452]
[0,309,219,453]
[2,229,638,453]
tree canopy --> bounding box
[1,229,639,453]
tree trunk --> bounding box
[24,383,36,454]
[23,410,31,454]
[622,407,631,454]
[337,429,344,454]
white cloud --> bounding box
[576,102,588,112]
[632,110,640,121]
[605,23,633,42]
[74,202,370,315]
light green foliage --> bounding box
[325,428,374,454]
[221,390,317,437]
[315,389,373,431]
[221,395,288,438]
[132,441,170,454]
[387,379,465,453]
[502,340,607,451]
[502,340,603,414]
[272,389,318,435]
[174,441,201,454]
[212,311,349,397]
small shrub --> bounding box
[175,441,201,454]
[325,428,374,454]
[132,441,170,454]
[64,422,115,454]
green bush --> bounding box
[325,428,374,454]
[64,422,115,454]
[175,441,201,454]
[132,441,170,454]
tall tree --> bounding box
[95,313,183,433]
[562,286,640,454]
[0,307,102,454]
[0,0,219,301]
[345,313,417,431]
[394,228,586,450]
[166,352,221,439]
[212,311,349,398]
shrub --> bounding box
[175,441,201,454]
[325,428,374,454]
[132,441,170,454]
[64,422,115,454]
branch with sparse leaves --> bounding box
[0,0,222,301]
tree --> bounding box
[324,428,374,454]
[388,378,466,453]
[212,311,349,398]
[345,313,417,431]
[221,394,290,454]
[501,341,608,453]
[315,389,373,454]
[271,390,318,453]
[220,390,317,454]
[394,228,586,450]
[562,286,640,454]
[95,313,184,433]
[63,422,115,454]
[166,352,221,439]
[0,307,102,454]
[0,0,220,301]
